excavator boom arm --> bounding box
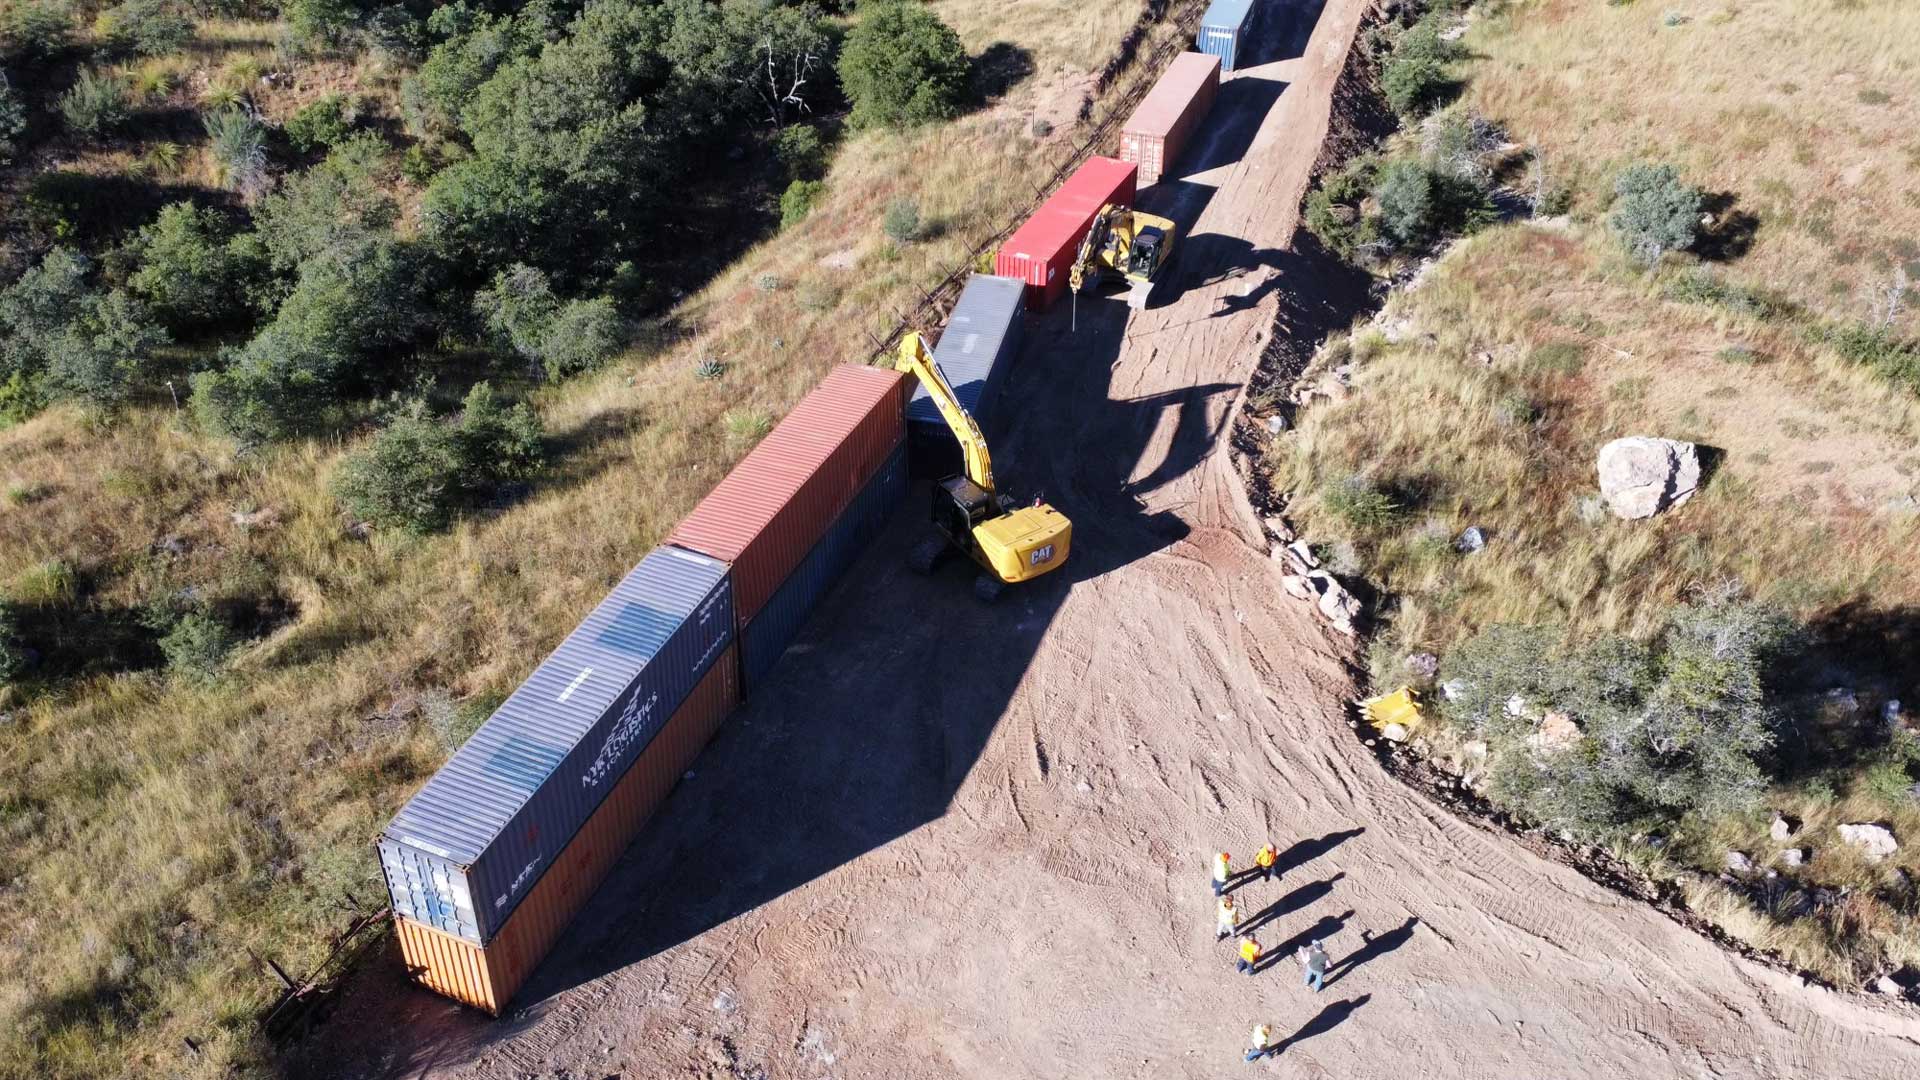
[894,332,994,494]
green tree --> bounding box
[0,0,73,62]
[251,133,397,270]
[158,610,237,682]
[0,247,165,408]
[125,202,266,332]
[94,0,195,57]
[473,264,623,379]
[776,122,827,181]
[1380,15,1461,118]
[332,382,544,533]
[780,178,825,227]
[1373,155,1493,249]
[882,196,920,242]
[1608,162,1702,265]
[284,93,352,152]
[402,0,559,134]
[1,73,28,164]
[837,1,967,128]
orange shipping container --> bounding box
[395,644,740,1013]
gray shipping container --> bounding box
[1197,0,1257,72]
[908,274,1025,475]
[378,545,735,945]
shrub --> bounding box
[94,0,195,57]
[0,246,165,408]
[1608,162,1702,265]
[1820,323,1920,394]
[284,93,352,152]
[473,264,624,379]
[283,0,358,53]
[203,108,268,197]
[58,69,131,138]
[724,407,772,444]
[1662,268,1787,320]
[780,178,826,227]
[1381,17,1461,118]
[1,0,73,62]
[0,75,26,164]
[776,123,827,181]
[838,1,969,129]
[1321,473,1401,530]
[159,611,236,682]
[1444,592,1791,836]
[332,383,545,534]
[0,602,23,684]
[251,133,395,269]
[1373,155,1494,249]
[882,196,921,242]
[125,202,265,332]
[540,297,624,377]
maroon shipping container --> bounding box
[994,156,1139,311]
[668,365,908,623]
[1120,52,1220,186]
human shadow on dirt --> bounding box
[1323,917,1418,989]
[1269,909,1354,962]
[1272,994,1371,1055]
[1278,827,1366,874]
[1243,872,1346,935]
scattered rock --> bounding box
[1873,975,1903,996]
[1262,515,1294,543]
[232,506,280,530]
[1404,652,1439,681]
[1777,848,1806,869]
[1264,414,1290,435]
[1311,572,1362,636]
[1769,814,1798,842]
[1462,740,1488,760]
[1595,436,1702,519]
[1527,710,1582,753]
[1440,680,1467,701]
[1885,699,1907,725]
[1838,822,1899,861]
[1286,540,1320,571]
[1641,833,1667,849]
[343,519,373,541]
[1725,851,1755,874]
[1504,694,1535,719]
[1455,525,1488,553]
[1380,722,1410,743]
[1474,350,1495,367]
[1280,574,1315,601]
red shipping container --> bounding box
[396,645,740,1014]
[995,156,1139,311]
[1119,52,1220,186]
[668,365,907,623]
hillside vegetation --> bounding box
[0,0,1159,1075]
[1279,0,1920,987]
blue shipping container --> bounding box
[378,546,735,944]
[909,274,1026,477]
[740,442,908,693]
[1198,0,1256,72]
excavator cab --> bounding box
[894,334,1071,602]
[1128,226,1166,279]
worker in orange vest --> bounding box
[1215,894,1241,941]
[1237,933,1263,975]
[1212,851,1233,896]
[1254,842,1278,883]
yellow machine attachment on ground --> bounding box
[1068,202,1179,310]
[893,333,1071,601]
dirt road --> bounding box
[303,2,1920,1077]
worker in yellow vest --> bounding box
[1236,933,1263,975]
[1244,1022,1274,1062]
[1215,894,1241,941]
[1254,842,1278,883]
[1211,850,1232,896]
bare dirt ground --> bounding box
[294,2,1920,1077]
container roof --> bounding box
[1125,52,1220,138]
[1201,0,1256,31]
[1000,156,1139,262]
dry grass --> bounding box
[1276,0,1920,988]
[1464,0,1920,326]
[0,4,1160,1077]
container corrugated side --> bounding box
[993,157,1139,311]
[1198,0,1256,72]
[378,545,734,945]
[1119,52,1220,185]
[668,365,908,624]
[909,274,1025,476]
[739,443,907,693]
[396,646,740,1014]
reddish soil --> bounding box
[290,2,1920,1077]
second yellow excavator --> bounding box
[1068,202,1179,310]
[893,332,1071,602]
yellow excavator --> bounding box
[1069,203,1179,311]
[893,332,1071,602]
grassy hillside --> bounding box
[0,1,1168,1076]
[1278,0,1920,986]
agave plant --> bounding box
[202,108,267,198]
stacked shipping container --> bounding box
[908,273,1026,477]
[383,364,912,1014]
[1197,0,1257,73]
[1119,52,1220,186]
[994,156,1140,311]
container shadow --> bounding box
[1179,75,1287,176]
[1233,0,1330,70]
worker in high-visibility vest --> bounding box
[1215,894,1242,941]
[1236,933,1263,975]
[1211,851,1232,896]
[1244,1022,1274,1062]
[1254,842,1278,883]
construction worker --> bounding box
[1245,1022,1274,1062]
[1215,894,1242,941]
[1212,851,1232,896]
[1237,933,1263,976]
[1254,842,1278,882]
[1298,938,1330,992]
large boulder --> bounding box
[1596,436,1702,519]
[1838,822,1899,862]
